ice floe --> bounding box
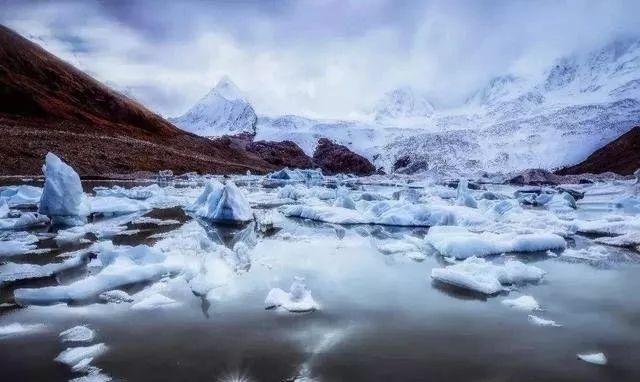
[0,322,46,338]
[577,352,607,365]
[0,185,42,206]
[55,343,108,367]
[39,153,90,226]
[265,277,319,312]
[94,184,165,200]
[187,180,253,222]
[0,254,86,283]
[89,196,150,216]
[14,244,177,305]
[501,295,540,311]
[431,257,546,295]
[282,200,486,227]
[130,293,180,310]
[528,314,562,327]
[455,179,478,208]
[0,232,41,256]
[426,226,565,259]
[0,212,50,230]
[60,325,96,342]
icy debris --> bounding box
[595,231,640,247]
[0,254,85,283]
[502,295,540,311]
[0,185,42,206]
[456,179,478,208]
[333,188,357,209]
[60,325,96,342]
[132,216,180,226]
[528,315,562,327]
[55,213,143,245]
[613,194,640,213]
[0,212,50,230]
[39,153,90,226]
[89,196,150,216]
[14,244,175,305]
[267,168,306,181]
[98,290,134,304]
[0,323,45,338]
[282,201,486,227]
[577,352,607,365]
[561,246,610,262]
[277,184,308,201]
[0,232,41,256]
[55,343,108,367]
[431,257,546,295]
[94,184,165,200]
[426,226,566,259]
[69,368,112,382]
[187,180,253,222]
[265,277,319,313]
[0,200,8,218]
[375,236,427,260]
[130,293,180,310]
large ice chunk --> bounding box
[426,226,565,259]
[130,293,180,310]
[455,179,478,208]
[39,153,90,225]
[187,180,253,222]
[265,277,319,313]
[431,257,546,295]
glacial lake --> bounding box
[1,175,639,382]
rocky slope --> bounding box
[0,25,273,176]
[556,126,640,175]
[313,138,375,176]
[170,77,257,137]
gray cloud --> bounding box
[2,0,639,118]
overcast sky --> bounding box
[2,0,639,119]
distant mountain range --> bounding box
[172,38,640,176]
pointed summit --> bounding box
[170,76,257,137]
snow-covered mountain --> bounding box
[374,87,435,122]
[177,38,640,175]
[170,77,257,136]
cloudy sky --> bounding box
[2,0,639,119]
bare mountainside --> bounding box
[0,25,274,177]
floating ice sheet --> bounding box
[431,257,546,295]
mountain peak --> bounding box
[207,76,245,102]
[374,86,434,121]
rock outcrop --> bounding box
[313,138,375,176]
[556,126,640,176]
[246,140,313,169]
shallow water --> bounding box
[1,177,639,381]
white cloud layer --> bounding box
[2,0,640,118]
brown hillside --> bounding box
[0,24,274,176]
[556,126,640,176]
